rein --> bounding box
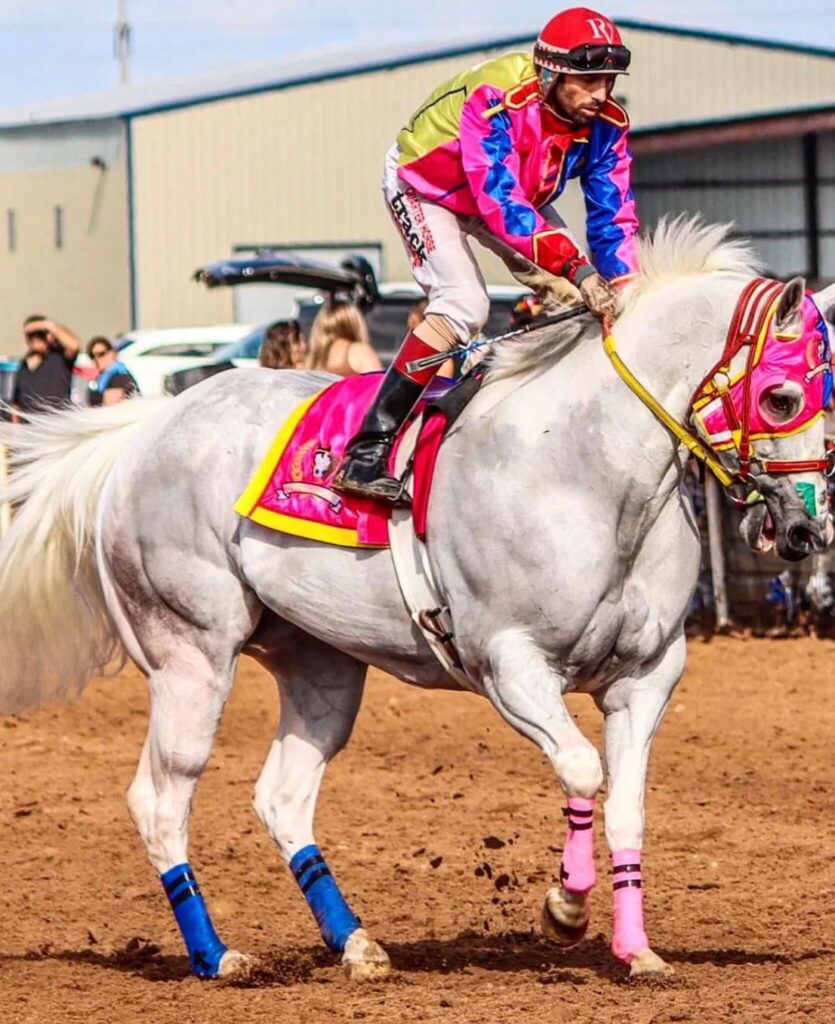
[603,278,832,508]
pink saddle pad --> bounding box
[234,373,448,548]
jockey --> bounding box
[334,6,638,504]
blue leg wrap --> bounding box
[290,844,361,952]
[160,863,228,978]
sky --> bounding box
[0,1,833,111]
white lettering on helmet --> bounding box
[586,17,614,43]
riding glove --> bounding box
[579,273,619,321]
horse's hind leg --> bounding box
[249,624,390,980]
[127,652,253,978]
[485,629,603,947]
[104,544,262,980]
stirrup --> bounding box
[333,466,412,508]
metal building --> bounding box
[0,21,833,346]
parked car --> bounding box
[165,252,526,394]
[117,324,255,396]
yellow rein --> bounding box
[602,333,737,489]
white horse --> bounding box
[1,219,832,982]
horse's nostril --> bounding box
[787,522,822,555]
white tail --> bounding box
[0,400,167,712]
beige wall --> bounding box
[616,29,835,128]
[0,122,130,355]
[130,30,835,327]
[2,30,830,336]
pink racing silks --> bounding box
[611,848,649,962]
[560,797,596,894]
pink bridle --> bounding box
[690,277,832,485]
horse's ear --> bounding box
[813,281,835,325]
[774,276,806,335]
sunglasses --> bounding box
[91,349,110,359]
[25,330,49,342]
[564,44,631,73]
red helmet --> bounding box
[534,7,631,76]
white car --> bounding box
[116,324,255,397]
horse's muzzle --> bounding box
[779,516,829,561]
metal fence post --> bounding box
[705,473,731,630]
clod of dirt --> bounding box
[430,856,443,869]
[483,836,506,849]
[494,873,511,890]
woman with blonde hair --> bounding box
[306,301,382,377]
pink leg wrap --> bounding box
[611,848,649,962]
[559,797,596,894]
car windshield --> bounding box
[139,341,233,358]
[212,325,268,362]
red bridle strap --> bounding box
[690,278,826,480]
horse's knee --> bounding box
[603,796,643,852]
[554,744,603,798]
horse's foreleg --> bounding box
[486,629,603,946]
[251,638,390,981]
[599,634,685,978]
[128,658,247,979]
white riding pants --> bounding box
[383,145,580,344]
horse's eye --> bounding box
[759,386,803,425]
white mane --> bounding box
[487,215,761,383]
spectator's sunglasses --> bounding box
[25,330,49,343]
[539,44,631,74]
[90,347,110,360]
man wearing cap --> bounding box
[334,6,638,504]
[12,314,81,418]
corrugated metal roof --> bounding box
[0,18,833,130]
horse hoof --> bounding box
[217,950,257,979]
[628,948,675,979]
[341,928,391,981]
[541,887,590,947]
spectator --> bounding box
[307,301,382,377]
[259,320,307,370]
[765,570,796,637]
[86,336,139,406]
[12,314,81,418]
[509,294,546,330]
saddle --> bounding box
[234,367,488,685]
[234,365,487,549]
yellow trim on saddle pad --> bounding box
[233,388,387,550]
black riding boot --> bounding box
[332,331,440,505]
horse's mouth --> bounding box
[742,503,776,553]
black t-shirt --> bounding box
[13,348,76,412]
[89,370,138,407]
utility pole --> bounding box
[114,0,132,85]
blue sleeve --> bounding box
[581,121,640,282]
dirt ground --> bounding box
[0,636,833,1024]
